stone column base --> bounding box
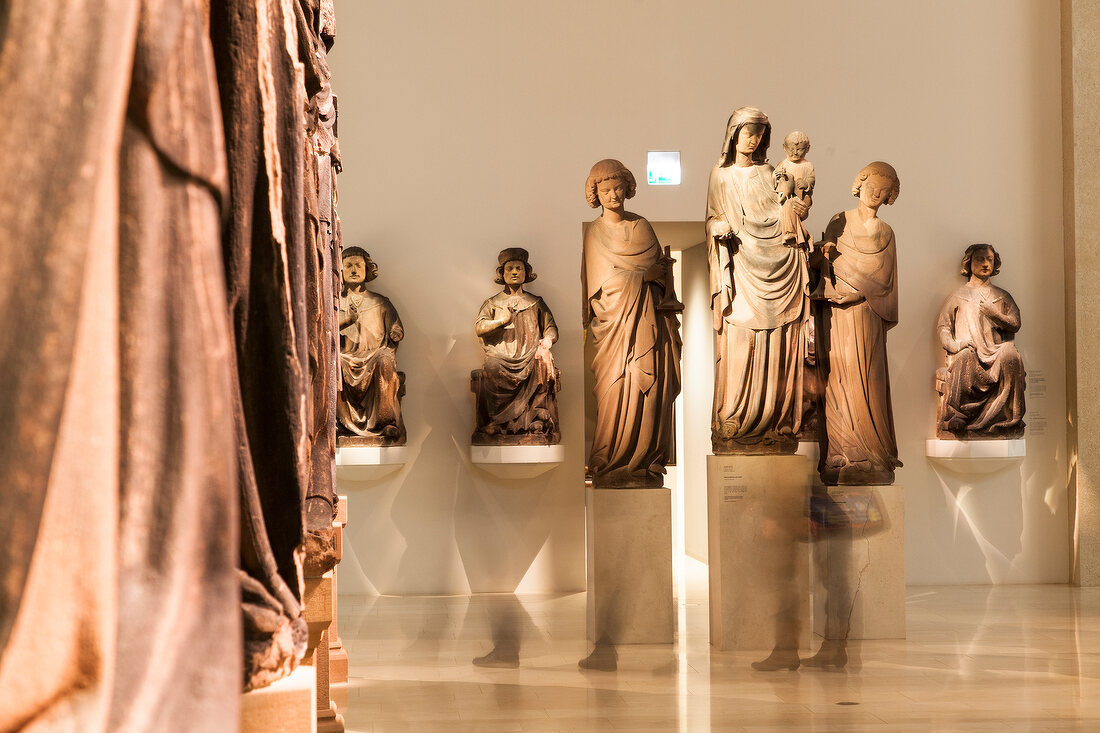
[812,484,906,640]
[707,454,812,651]
[586,485,673,644]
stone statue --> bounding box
[774,131,815,248]
[471,248,561,444]
[815,161,903,485]
[338,247,406,445]
[583,159,682,487]
[706,108,812,454]
[936,244,1026,439]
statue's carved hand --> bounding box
[498,306,515,326]
[790,198,810,220]
[389,323,404,342]
[710,219,732,240]
[948,338,972,354]
[978,300,1005,319]
[536,338,555,370]
[828,291,863,305]
[775,173,795,200]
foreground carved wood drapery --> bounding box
[0,0,343,728]
[0,1,241,730]
[213,0,345,693]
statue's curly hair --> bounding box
[585,159,636,209]
[851,161,900,205]
[782,130,810,151]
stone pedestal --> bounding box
[586,486,673,644]
[303,571,344,732]
[707,454,812,651]
[241,665,317,733]
[812,484,905,640]
[303,572,333,656]
[470,443,565,479]
[926,439,1026,475]
[329,495,348,685]
[336,444,408,481]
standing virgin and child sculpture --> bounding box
[583,159,682,488]
[338,246,407,445]
[705,106,903,483]
[471,248,562,444]
[935,243,1025,439]
[706,107,813,454]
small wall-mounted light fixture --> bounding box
[647,151,681,186]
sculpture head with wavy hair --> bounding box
[585,158,636,210]
[851,161,901,208]
[960,243,1001,280]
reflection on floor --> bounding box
[335,558,1100,732]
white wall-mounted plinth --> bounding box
[470,444,565,479]
[586,485,673,644]
[707,454,812,652]
[240,665,317,733]
[926,439,1026,474]
[336,445,408,482]
[812,484,905,640]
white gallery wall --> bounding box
[330,0,1067,592]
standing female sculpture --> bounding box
[816,162,903,484]
[582,159,682,487]
[706,107,811,454]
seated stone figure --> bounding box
[338,246,406,445]
[471,248,561,444]
[936,243,1025,439]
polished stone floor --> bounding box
[335,559,1100,732]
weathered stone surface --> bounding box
[472,248,561,446]
[812,484,906,640]
[815,162,903,486]
[936,244,1026,440]
[586,486,673,643]
[707,455,812,652]
[707,108,810,455]
[338,248,406,446]
[583,160,681,487]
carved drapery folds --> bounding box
[0,1,347,725]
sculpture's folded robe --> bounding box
[583,215,681,487]
[706,162,809,452]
